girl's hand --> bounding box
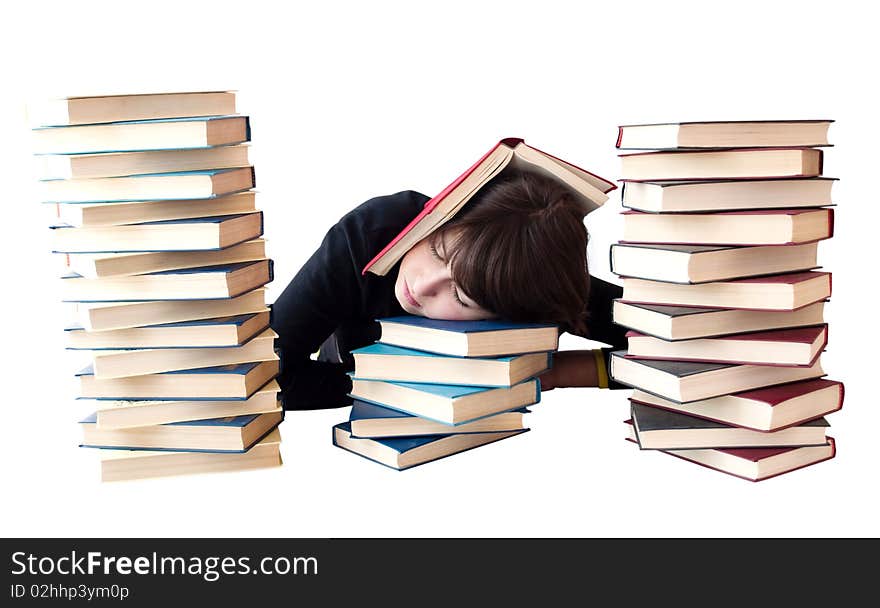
[538,367,557,392]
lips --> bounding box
[403,280,421,309]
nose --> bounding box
[412,265,452,299]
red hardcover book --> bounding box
[620,270,832,312]
[362,138,616,276]
[625,424,836,481]
[618,147,824,181]
[624,324,828,367]
[620,208,834,246]
[629,378,844,432]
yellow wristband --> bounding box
[592,349,609,389]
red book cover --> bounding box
[625,432,837,482]
[736,378,844,407]
[361,138,616,275]
[624,325,828,367]
[628,379,844,432]
[626,324,827,344]
[731,270,830,285]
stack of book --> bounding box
[29,91,283,481]
[331,315,559,470]
[608,120,843,481]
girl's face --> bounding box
[394,231,496,321]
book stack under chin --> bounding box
[332,315,559,470]
[29,91,283,481]
[608,120,843,482]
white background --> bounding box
[1,0,876,538]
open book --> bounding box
[362,138,616,276]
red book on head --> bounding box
[362,138,616,276]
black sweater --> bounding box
[269,190,627,410]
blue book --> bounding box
[332,421,529,471]
[64,312,271,350]
[348,399,531,438]
[32,115,251,155]
[348,374,540,425]
[60,259,273,302]
[351,343,552,388]
[76,360,279,401]
[50,211,263,253]
[378,315,559,357]
[79,410,283,453]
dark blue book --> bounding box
[50,210,262,253]
[76,360,279,401]
[348,399,530,438]
[378,315,559,357]
[64,312,271,350]
[32,115,251,155]
[79,410,283,453]
[351,343,552,388]
[332,421,529,471]
[348,374,540,425]
[629,401,830,450]
[60,259,273,302]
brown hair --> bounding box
[433,169,591,335]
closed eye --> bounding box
[452,285,468,307]
[429,241,445,261]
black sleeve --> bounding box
[269,216,362,410]
[269,191,429,410]
[584,275,629,390]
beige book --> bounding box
[619,271,831,311]
[93,381,281,429]
[37,144,250,180]
[27,91,236,127]
[78,359,279,400]
[64,238,266,278]
[40,166,254,204]
[620,178,836,213]
[61,259,272,302]
[66,311,270,349]
[52,209,261,253]
[53,191,258,229]
[73,288,268,331]
[91,329,278,378]
[32,115,249,155]
[82,411,282,451]
[621,208,832,246]
[610,242,819,284]
[619,148,823,181]
[611,300,825,341]
[616,120,832,149]
[100,428,283,482]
